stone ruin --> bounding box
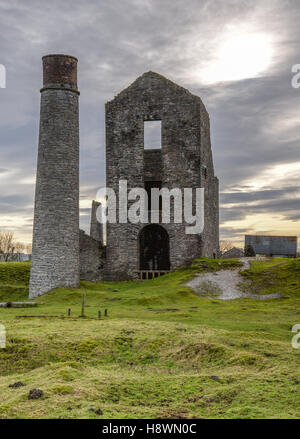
[29,54,219,298]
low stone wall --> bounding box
[79,230,105,281]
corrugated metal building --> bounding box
[245,235,297,257]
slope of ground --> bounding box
[0,258,299,419]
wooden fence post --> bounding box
[81,294,86,317]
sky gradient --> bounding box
[0,0,299,247]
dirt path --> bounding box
[186,258,281,301]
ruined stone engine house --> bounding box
[29,54,219,299]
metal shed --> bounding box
[245,235,297,257]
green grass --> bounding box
[0,258,299,419]
[240,258,300,297]
[0,262,30,285]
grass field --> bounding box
[0,258,299,419]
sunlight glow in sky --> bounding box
[200,31,273,84]
[221,212,300,247]
[240,162,300,192]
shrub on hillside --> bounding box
[244,245,256,257]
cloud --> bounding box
[0,0,299,243]
[221,187,300,203]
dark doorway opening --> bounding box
[139,224,170,271]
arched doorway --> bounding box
[139,225,170,271]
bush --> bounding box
[244,245,256,257]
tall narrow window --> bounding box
[144,120,162,149]
[145,181,162,211]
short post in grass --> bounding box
[68,308,71,317]
[81,294,86,318]
[98,310,101,319]
[104,309,108,317]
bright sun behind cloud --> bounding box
[200,32,273,84]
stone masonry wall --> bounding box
[199,105,219,257]
[90,200,103,243]
[80,230,105,281]
[104,71,219,280]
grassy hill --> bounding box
[0,258,299,419]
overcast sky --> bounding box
[0,0,300,246]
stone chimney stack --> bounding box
[90,200,103,243]
[29,54,80,299]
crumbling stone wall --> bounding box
[90,200,103,243]
[79,230,105,281]
[104,71,219,280]
[199,105,219,257]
